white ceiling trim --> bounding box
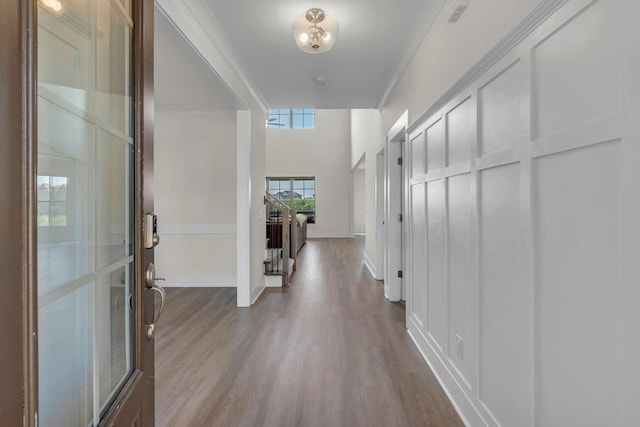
[185,0,269,111]
[155,0,267,112]
[155,1,247,108]
[155,8,238,108]
[376,0,445,110]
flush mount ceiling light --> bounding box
[292,8,339,54]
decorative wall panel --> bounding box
[403,1,636,426]
[426,179,447,350]
[479,61,524,156]
[426,118,444,173]
[533,1,619,139]
[447,173,472,387]
[410,183,427,327]
[535,141,620,427]
[446,98,474,166]
[479,163,522,427]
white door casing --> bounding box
[375,148,386,281]
[385,111,408,302]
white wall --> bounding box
[352,168,365,234]
[155,114,237,286]
[154,29,233,110]
[154,29,237,287]
[265,109,352,238]
[155,1,268,306]
[397,0,640,425]
[351,109,384,278]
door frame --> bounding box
[0,0,37,424]
[384,110,408,302]
[0,0,156,425]
[375,147,386,281]
[97,0,156,424]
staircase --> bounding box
[264,192,297,286]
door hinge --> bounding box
[397,213,403,222]
[397,270,403,278]
[397,157,403,166]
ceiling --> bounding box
[164,0,445,110]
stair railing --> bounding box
[264,193,293,284]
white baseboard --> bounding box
[264,275,283,287]
[251,280,265,304]
[162,276,236,287]
[407,320,485,427]
[375,262,384,281]
[363,253,377,280]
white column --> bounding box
[236,110,251,307]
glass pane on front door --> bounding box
[39,284,94,427]
[36,0,135,425]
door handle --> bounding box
[145,263,166,340]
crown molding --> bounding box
[190,0,268,111]
[186,0,269,111]
[155,0,268,113]
[407,0,568,134]
[376,0,446,111]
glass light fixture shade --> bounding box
[292,10,338,54]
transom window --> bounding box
[267,109,315,129]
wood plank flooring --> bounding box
[155,238,464,427]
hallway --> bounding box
[155,239,464,426]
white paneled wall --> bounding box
[405,1,639,425]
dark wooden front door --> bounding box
[0,1,157,425]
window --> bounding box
[267,177,316,224]
[267,109,315,129]
[37,175,69,227]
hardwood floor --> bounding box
[155,238,464,427]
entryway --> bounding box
[154,239,463,426]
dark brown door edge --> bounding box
[0,0,38,426]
